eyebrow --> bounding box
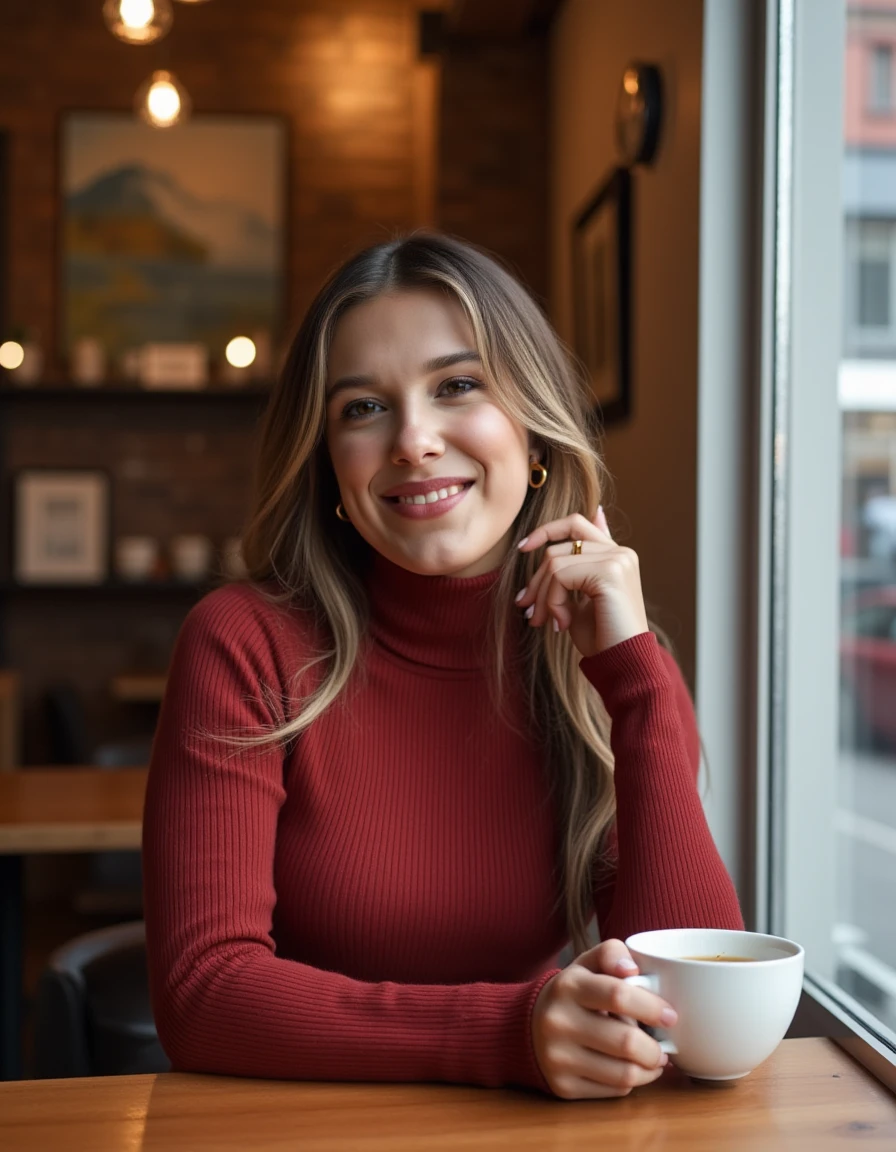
[326,350,482,401]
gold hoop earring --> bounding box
[529,460,548,489]
[336,503,351,522]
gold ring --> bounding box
[571,539,583,556]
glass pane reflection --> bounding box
[838,0,896,1036]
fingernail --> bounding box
[616,958,637,973]
[517,537,529,548]
[659,1052,669,1067]
[515,588,527,603]
[525,606,534,619]
[553,618,559,632]
[660,1008,678,1026]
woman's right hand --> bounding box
[531,938,678,1100]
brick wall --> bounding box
[0,0,550,763]
[2,0,436,353]
[0,0,549,354]
[439,36,549,303]
[2,396,265,762]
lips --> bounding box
[382,480,473,519]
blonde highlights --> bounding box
[241,234,625,956]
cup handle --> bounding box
[622,973,678,1055]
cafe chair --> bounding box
[31,920,170,1078]
[44,681,151,914]
[0,669,21,772]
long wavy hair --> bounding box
[240,232,654,956]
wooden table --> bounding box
[0,767,148,1081]
[0,1039,894,1151]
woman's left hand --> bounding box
[515,507,649,659]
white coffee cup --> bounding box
[169,534,213,581]
[71,337,106,386]
[115,536,159,582]
[624,928,804,1081]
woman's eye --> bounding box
[441,377,481,397]
[342,398,383,420]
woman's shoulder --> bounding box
[178,579,323,665]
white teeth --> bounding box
[396,484,467,506]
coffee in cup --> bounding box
[682,955,753,963]
[623,928,804,1081]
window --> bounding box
[858,252,889,327]
[856,229,891,329]
[847,601,896,639]
[768,0,896,1083]
[869,43,893,113]
[845,221,896,352]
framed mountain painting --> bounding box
[59,112,287,371]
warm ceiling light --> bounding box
[135,70,191,128]
[0,341,25,370]
[225,337,256,368]
[103,0,173,44]
[623,68,640,95]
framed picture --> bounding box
[59,112,287,370]
[571,166,632,425]
[13,469,111,584]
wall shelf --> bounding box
[0,383,272,402]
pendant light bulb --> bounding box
[103,0,174,45]
[135,70,192,128]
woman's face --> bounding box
[325,288,533,578]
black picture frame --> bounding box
[571,166,632,425]
[11,467,112,585]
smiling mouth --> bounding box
[385,482,473,507]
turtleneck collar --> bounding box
[365,552,503,672]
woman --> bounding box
[143,233,743,1101]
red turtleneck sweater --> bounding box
[142,557,742,1092]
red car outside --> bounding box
[840,586,896,750]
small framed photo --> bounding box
[571,167,632,425]
[13,469,111,584]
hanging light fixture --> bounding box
[135,70,191,128]
[103,0,174,44]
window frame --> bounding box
[760,0,896,1091]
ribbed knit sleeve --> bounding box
[581,632,744,941]
[142,587,555,1091]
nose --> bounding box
[389,406,445,467]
